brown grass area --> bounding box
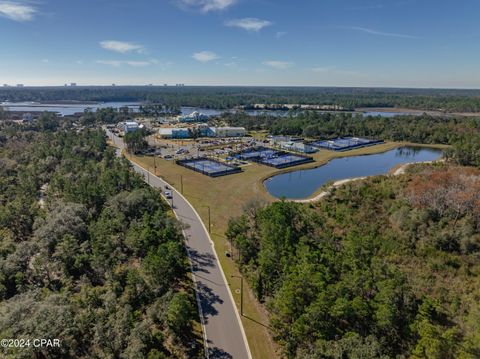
[127,141,450,359]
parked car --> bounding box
[164,190,172,199]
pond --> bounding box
[264,146,443,199]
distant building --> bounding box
[70,83,77,87]
[22,113,34,122]
[158,125,245,139]
[124,121,140,134]
[159,128,190,139]
[210,127,246,138]
[177,111,209,123]
[16,84,24,87]
[279,141,318,154]
[269,135,303,145]
[3,84,9,87]
[159,128,173,138]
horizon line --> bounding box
[1,84,480,91]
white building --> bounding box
[158,128,173,138]
[210,127,246,138]
[158,125,246,139]
[177,111,209,123]
[124,121,140,134]
[279,141,318,154]
[22,113,34,122]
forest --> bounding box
[2,86,480,112]
[0,118,201,358]
[226,111,478,143]
[227,164,480,358]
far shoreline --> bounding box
[356,106,480,117]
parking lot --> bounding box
[145,135,268,166]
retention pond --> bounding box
[264,146,443,199]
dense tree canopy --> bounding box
[2,86,480,112]
[124,130,148,154]
[227,165,480,358]
[0,123,201,358]
[225,111,480,145]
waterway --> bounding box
[264,146,442,199]
[2,102,426,118]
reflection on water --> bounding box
[265,146,442,199]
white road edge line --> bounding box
[139,164,252,359]
[106,129,252,359]
[134,163,210,358]
[166,192,210,359]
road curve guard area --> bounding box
[235,146,314,169]
[309,137,384,151]
[176,157,242,177]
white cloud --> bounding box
[345,26,418,39]
[0,1,37,21]
[178,0,236,13]
[312,66,335,73]
[263,60,292,70]
[276,31,287,39]
[100,40,145,54]
[225,18,272,32]
[96,60,123,67]
[125,61,151,67]
[192,51,219,63]
[96,59,158,67]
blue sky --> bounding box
[0,0,479,87]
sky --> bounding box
[0,0,480,88]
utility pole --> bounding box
[207,206,211,233]
[231,275,243,316]
[154,155,157,174]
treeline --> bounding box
[0,122,201,358]
[2,86,480,112]
[229,110,480,146]
[227,166,480,358]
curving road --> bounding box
[106,129,251,359]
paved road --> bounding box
[106,130,251,359]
